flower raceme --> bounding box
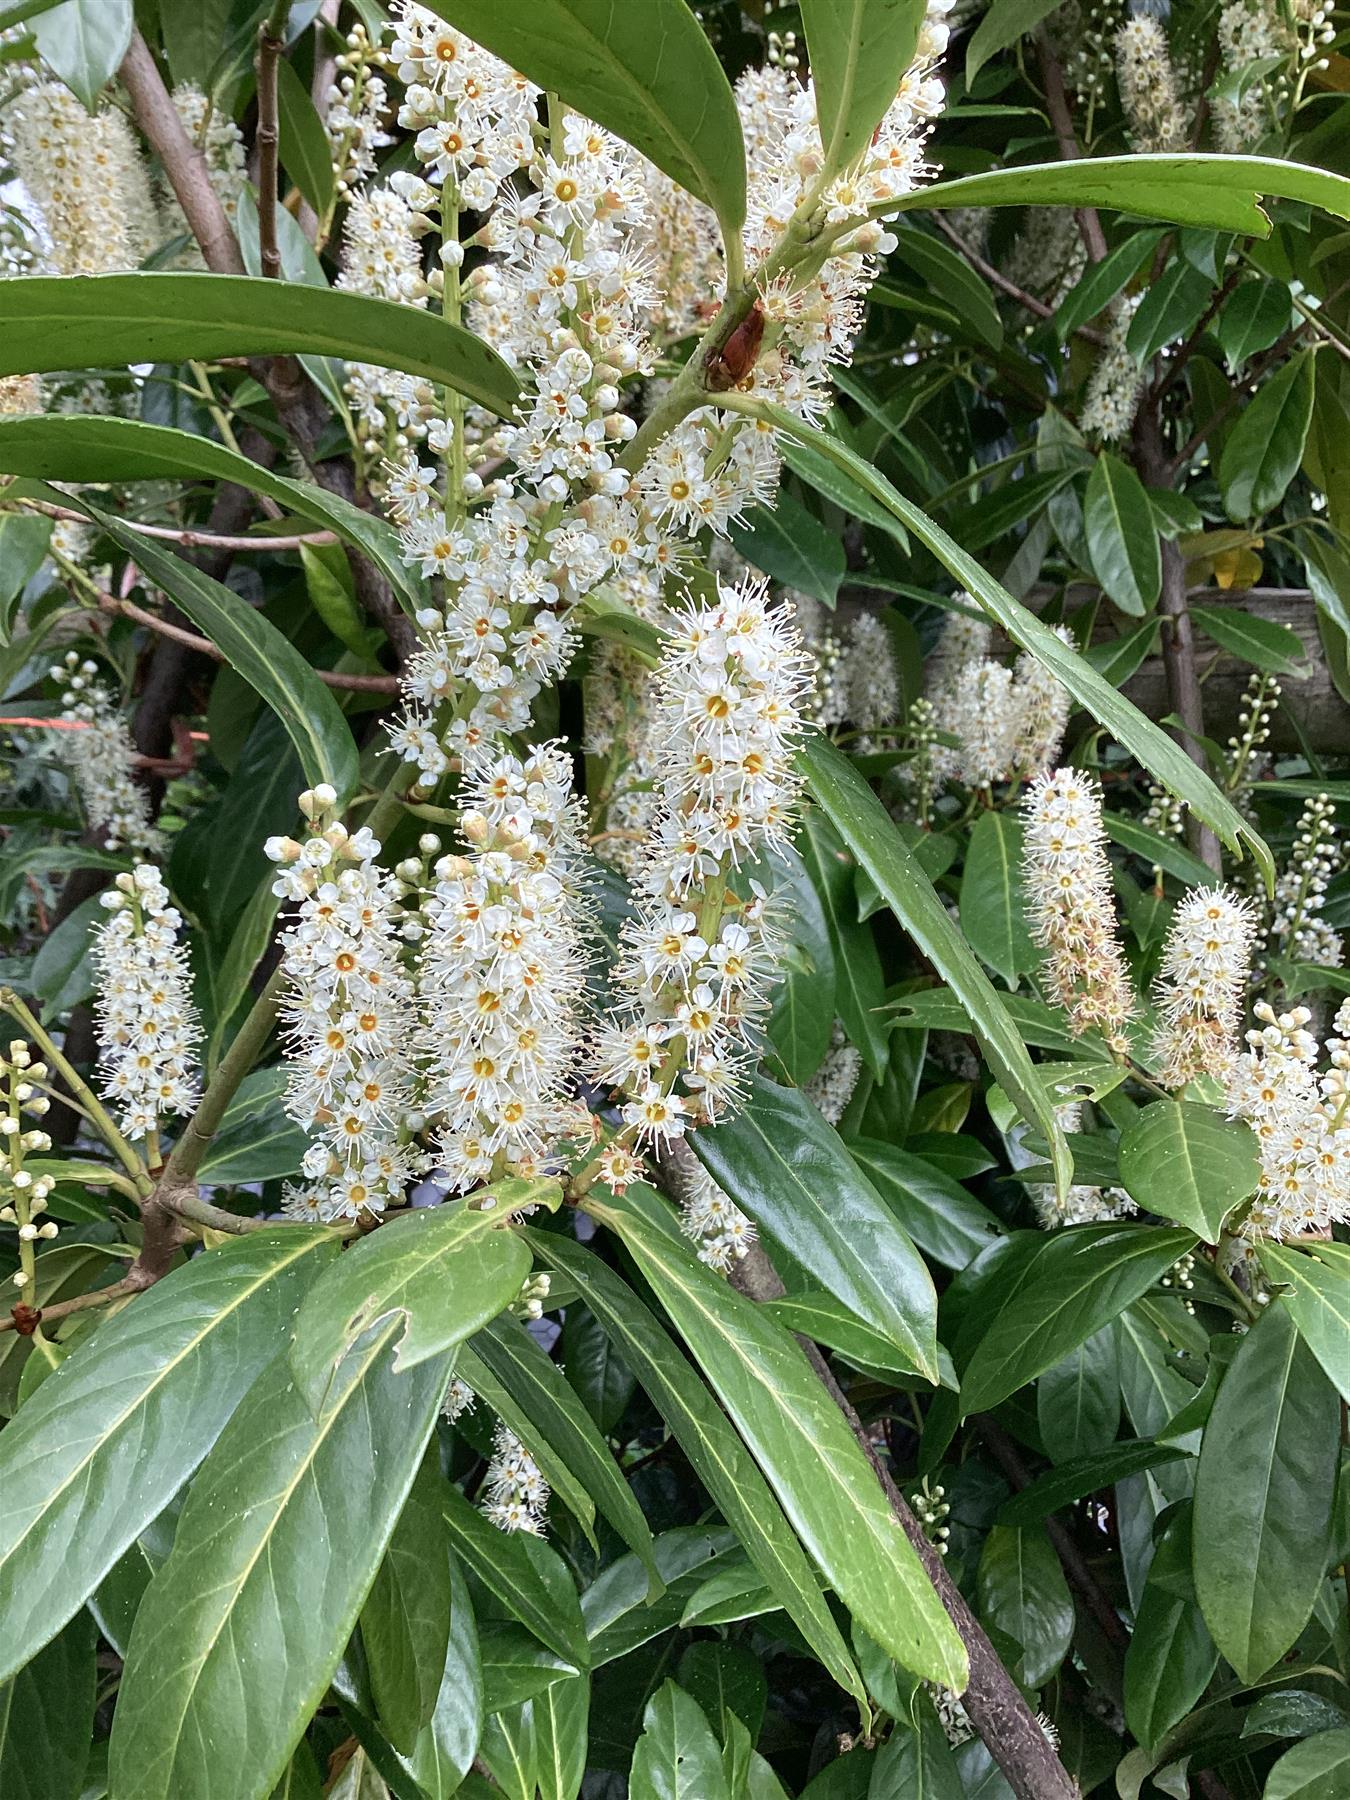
[89,865,201,1144]
[1153,886,1259,1088]
[51,653,162,858]
[1229,999,1350,1240]
[594,576,810,1154]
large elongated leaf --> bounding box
[1219,348,1316,521]
[32,0,131,109]
[959,810,1036,987]
[631,1681,731,1800]
[109,1333,450,1800]
[1000,1443,1189,1525]
[361,1455,454,1755]
[466,1312,659,1583]
[0,416,422,616]
[289,1194,534,1418]
[1117,1102,1260,1241]
[693,1073,938,1377]
[0,1611,95,1800]
[1193,1302,1339,1683]
[1123,1511,1217,1757]
[0,274,520,417]
[892,154,1350,235]
[976,1525,1073,1688]
[1264,1730,1350,1800]
[799,733,1071,1193]
[441,1481,589,1671]
[802,0,928,181]
[528,1231,868,1709]
[588,1185,968,1690]
[425,0,745,244]
[457,1344,599,1548]
[799,811,889,1080]
[50,488,360,801]
[1257,1239,1350,1403]
[1084,453,1160,617]
[534,1675,589,1800]
[751,407,1270,880]
[0,1228,333,1686]
[403,1551,483,1798]
[848,1139,1004,1270]
[958,1224,1196,1416]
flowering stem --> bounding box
[159,967,285,1192]
[0,990,150,1193]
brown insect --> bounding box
[705,300,765,392]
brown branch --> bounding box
[0,1277,140,1335]
[648,1143,1078,1800]
[257,2,290,281]
[25,502,336,554]
[1149,266,1243,408]
[1036,38,1107,265]
[98,590,400,692]
[932,214,1105,345]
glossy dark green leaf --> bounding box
[479,1623,580,1712]
[976,1525,1073,1688]
[1035,1329,1120,1464]
[0,510,53,646]
[32,0,130,108]
[0,416,422,616]
[467,1311,659,1583]
[1220,349,1316,520]
[581,1528,738,1667]
[529,1232,867,1706]
[1264,1728,1350,1798]
[1193,1303,1340,1682]
[197,1066,308,1185]
[402,1551,482,1798]
[289,1193,535,1418]
[362,1455,454,1754]
[730,493,845,607]
[849,1140,1004,1270]
[0,1228,333,1685]
[754,407,1269,880]
[630,1680,731,1800]
[558,1303,634,1435]
[1000,1442,1188,1524]
[964,0,1058,81]
[764,841,836,1083]
[1123,1511,1217,1756]
[898,154,1350,235]
[799,810,889,1081]
[109,1332,450,1800]
[781,435,911,549]
[800,734,1071,1193]
[441,1482,588,1672]
[0,274,520,417]
[959,1224,1197,1416]
[0,1610,95,1800]
[1257,1239,1350,1403]
[1190,603,1310,677]
[1126,260,1212,362]
[693,1073,938,1377]
[1217,278,1293,368]
[425,0,745,241]
[55,489,360,801]
[0,1243,127,1416]
[679,1640,766,1745]
[960,810,1036,986]
[1084,452,1161,617]
[891,228,1003,351]
[1054,229,1165,343]
[275,54,335,218]
[1117,1102,1260,1241]
[534,1673,588,1800]
[869,1692,964,1799]
[588,1185,967,1689]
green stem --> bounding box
[160,967,285,1190]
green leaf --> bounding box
[534,1674,588,1800]
[198,1066,309,1185]
[588,1184,968,1690]
[109,1334,450,1800]
[466,1311,660,1585]
[976,1525,1073,1688]
[630,1681,732,1800]
[479,1623,579,1713]
[959,1224,1197,1416]
[679,1640,766,1742]
[0,416,423,617]
[1193,1302,1340,1683]
[0,274,520,418]
[275,54,336,219]
[402,1551,482,1798]
[558,1303,634,1435]
[897,154,1350,236]
[1220,349,1317,521]
[1105,813,1220,887]
[581,1527,737,1667]
[424,0,745,245]
[799,733,1072,1195]
[1123,1511,1217,1756]
[781,434,910,549]
[1264,1730,1350,1799]
[361,1455,454,1754]
[749,406,1268,879]
[1000,1443,1190,1524]
[0,1243,128,1416]
[527,1232,868,1708]
[965,0,1060,85]
[1084,452,1161,617]
[960,810,1036,987]
[1257,1239,1350,1403]
[869,1693,964,1799]
[1190,602,1310,678]
[799,811,889,1081]
[1126,260,1212,363]
[32,0,131,108]
[890,228,1003,351]
[1117,1103,1260,1241]
[0,1228,333,1685]
[288,1193,535,1418]
[1036,1329,1120,1464]
[160,0,231,86]
[440,1481,589,1672]
[729,493,845,607]
[0,1611,95,1800]
[0,510,53,646]
[50,487,360,800]
[801,0,926,183]
[849,1140,1004,1270]
[1054,229,1165,343]
[693,1073,938,1377]
[1217,279,1293,369]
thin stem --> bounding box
[257,0,291,281]
[17,501,336,553]
[932,213,1106,344]
[160,968,285,1191]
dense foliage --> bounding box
[2,2,1350,1798]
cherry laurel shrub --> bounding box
[1,2,1350,1798]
